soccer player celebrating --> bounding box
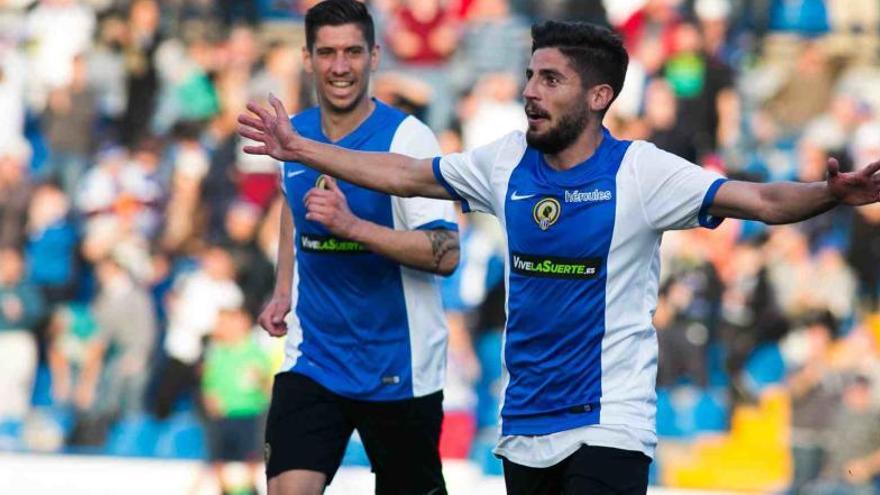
[241,21,880,495]
[257,1,459,494]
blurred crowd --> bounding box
[1,0,880,493]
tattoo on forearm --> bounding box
[424,230,460,271]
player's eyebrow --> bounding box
[538,68,567,80]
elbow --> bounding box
[389,180,417,198]
[388,158,426,198]
[436,251,460,277]
[758,207,790,225]
[754,197,787,225]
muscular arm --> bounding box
[257,205,294,337]
[274,205,295,299]
[297,139,450,199]
[709,180,838,225]
[710,158,880,224]
[304,176,460,276]
[239,96,451,200]
[349,222,460,276]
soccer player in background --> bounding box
[256,1,459,494]
[240,20,880,494]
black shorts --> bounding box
[264,372,446,494]
[205,415,263,463]
[502,445,651,495]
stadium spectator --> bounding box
[41,54,98,197]
[46,302,99,407]
[69,256,156,445]
[453,0,530,90]
[0,247,46,421]
[25,184,78,308]
[385,0,460,129]
[803,373,880,495]
[153,246,243,419]
[0,137,33,249]
[201,307,271,495]
[220,201,274,320]
[785,312,840,494]
[25,0,96,106]
[121,0,162,146]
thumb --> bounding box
[268,93,289,123]
[324,175,341,193]
[827,157,840,179]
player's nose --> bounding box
[522,77,539,101]
[330,55,351,75]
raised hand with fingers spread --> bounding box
[827,157,880,206]
[238,94,301,162]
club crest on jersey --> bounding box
[533,197,561,231]
[315,175,329,189]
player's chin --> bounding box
[526,126,550,143]
[325,88,365,113]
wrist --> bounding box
[825,179,844,204]
[281,133,306,162]
[345,218,370,242]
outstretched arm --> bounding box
[238,95,451,200]
[709,158,880,224]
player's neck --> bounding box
[543,121,605,171]
[320,97,376,142]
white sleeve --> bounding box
[432,133,518,215]
[632,142,727,231]
[390,117,458,231]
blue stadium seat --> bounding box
[30,365,54,408]
[743,344,786,394]
[154,412,205,459]
[707,343,730,387]
[656,388,681,438]
[0,419,23,450]
[693,389,729,432]
[106,413,161,457]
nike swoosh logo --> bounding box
[287,170,306,178]
[510,191,536,201]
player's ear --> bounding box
[302,46,313,74]
[588,84,614,114]
[370,43,381,72]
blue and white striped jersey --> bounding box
[432,128,726,466]
[279,100,457,401]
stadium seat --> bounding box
[0,418,23,451]
[743,344,787,394]
[154,412,205,459]
[692,389,728,432]
[30,365,54,408]
[656,388,682,438]
[662,389,792,491]
[106,413,162,457]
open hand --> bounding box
[828,157,880,206]
[304,176,361,238]
[238,94,300,162]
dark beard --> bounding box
[322,83,370,115]
[526,104,590,154]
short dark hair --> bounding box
[531,21,628,110]
[305,0,375,52]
